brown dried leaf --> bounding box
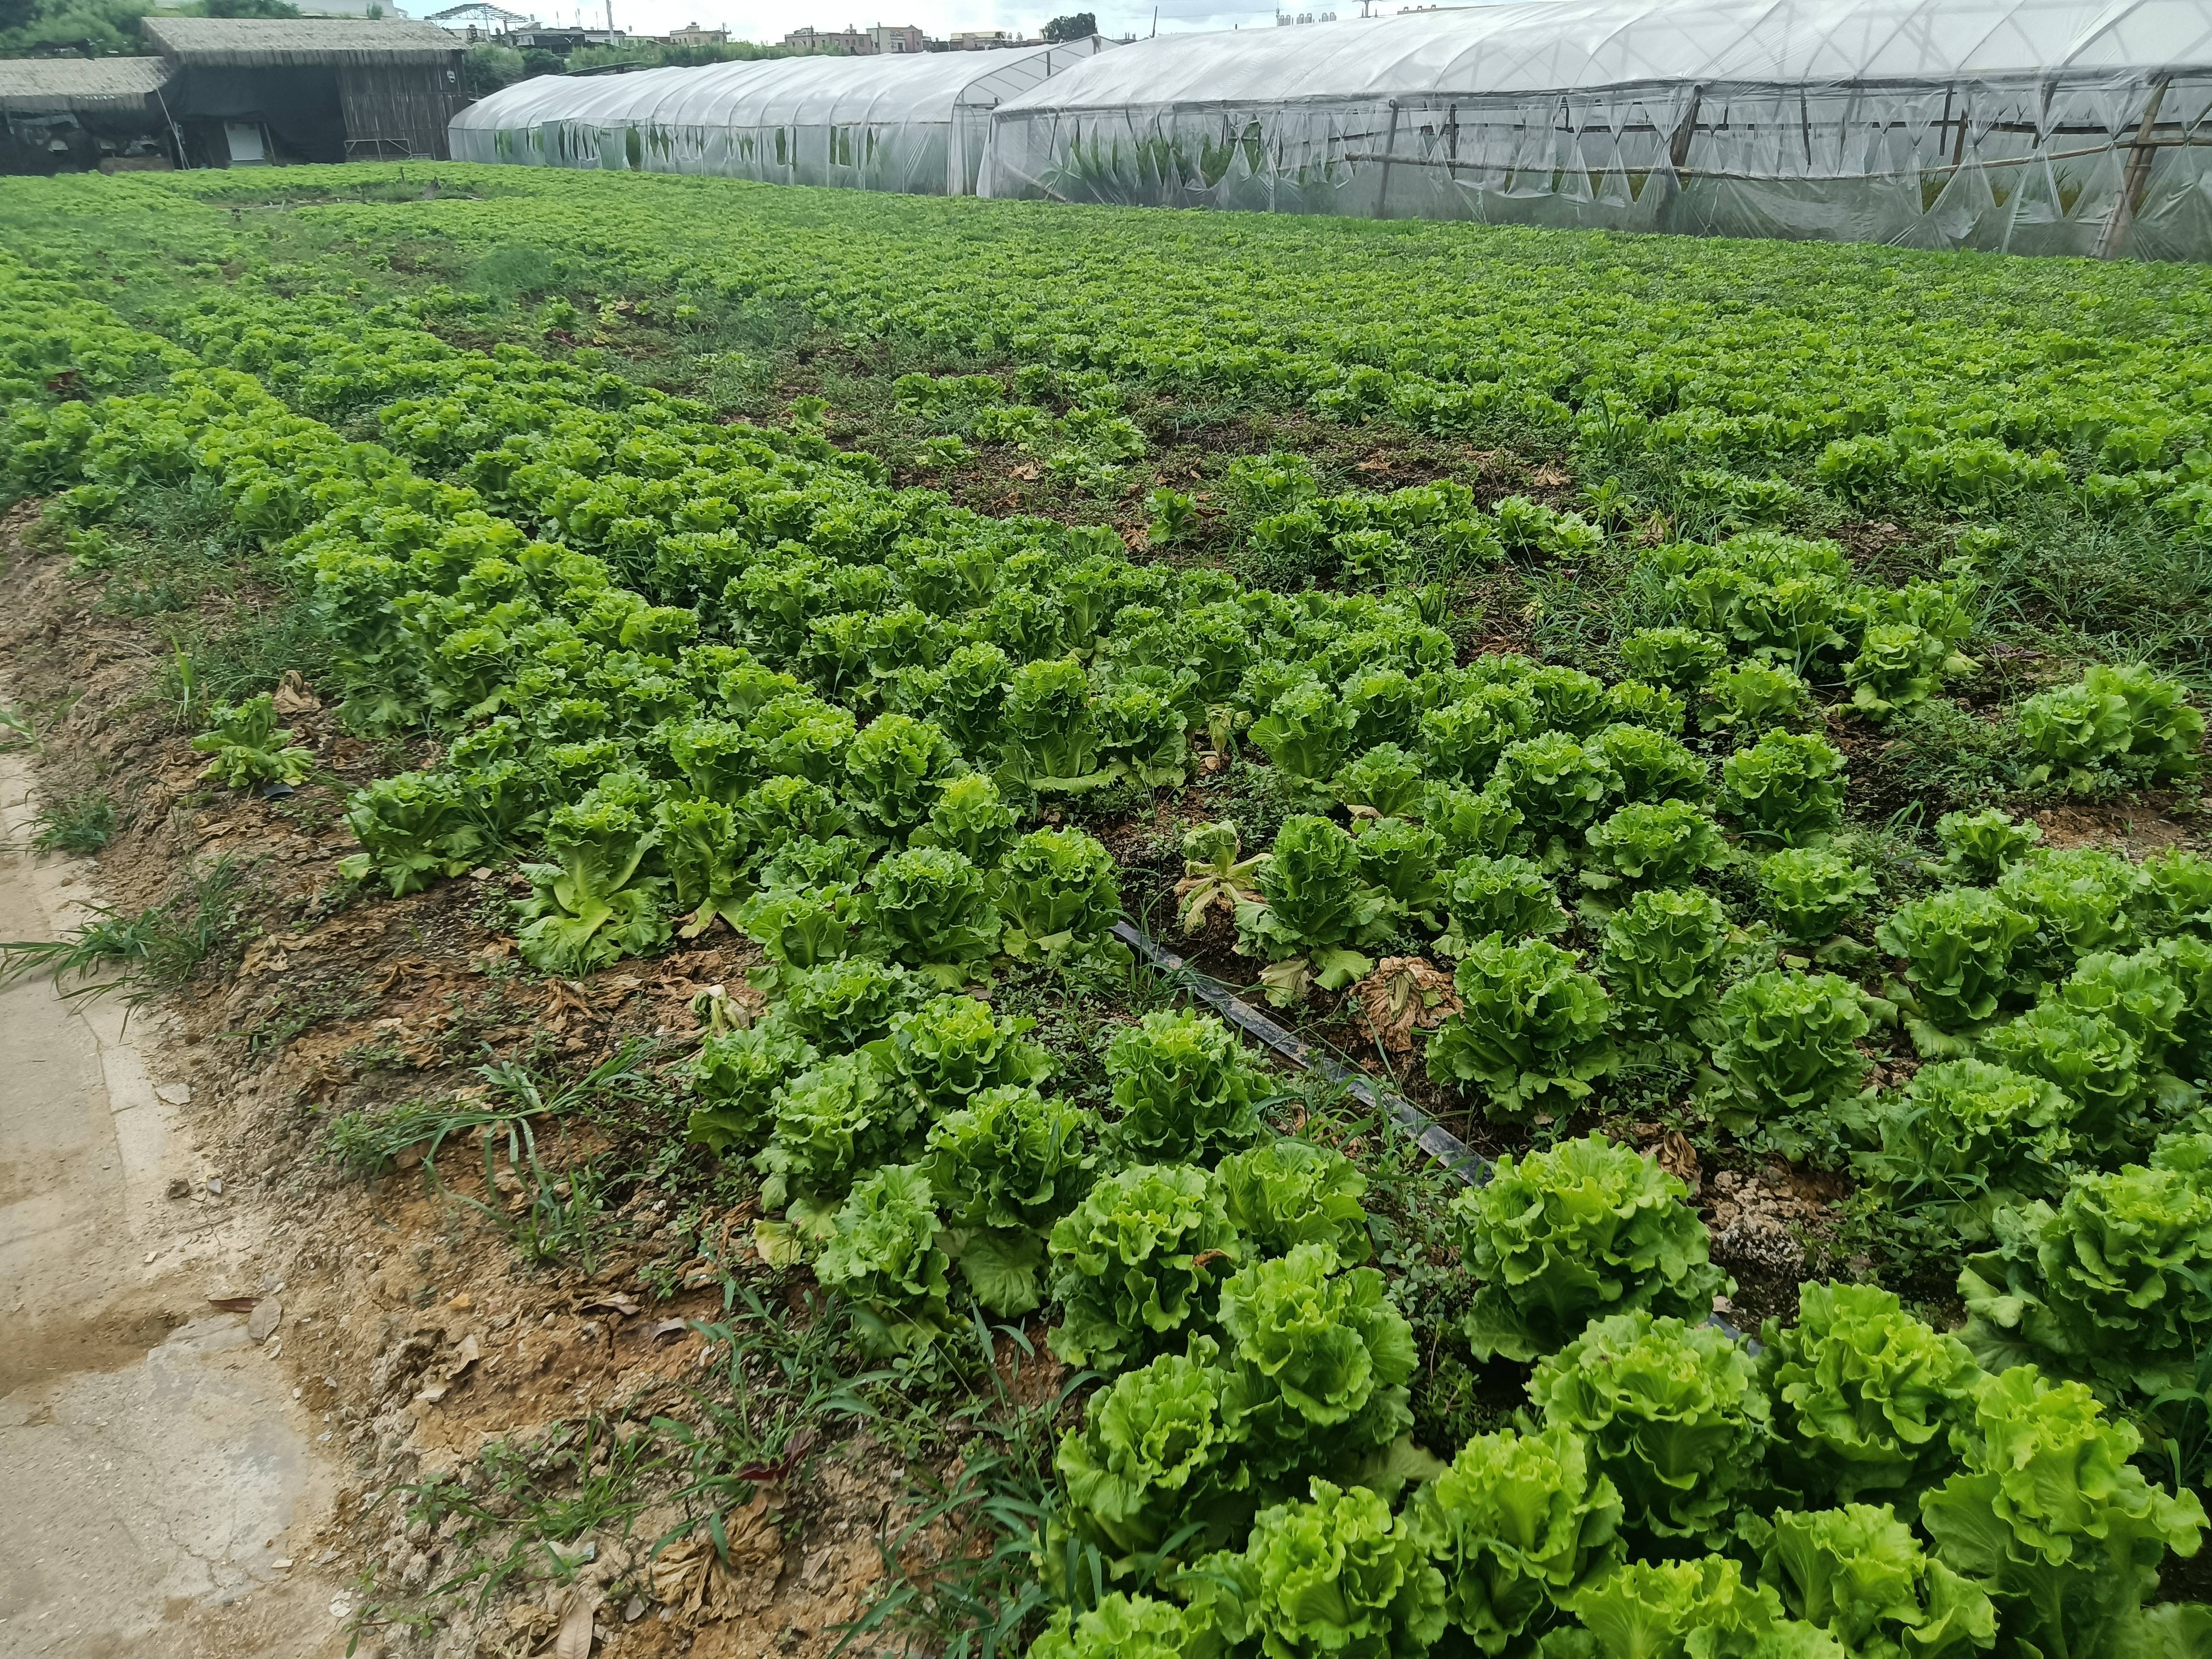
[1655,1131,1701,1195]
[1352,956,1461,1053]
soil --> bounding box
[0,530,917,1659]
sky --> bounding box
[395,0,1349,45]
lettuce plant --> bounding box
[1759,848,1878,945]
[1920,1367,2207,1659]
[756,1050,909,1227]
[993,828,1125,964]
[1442,853,1570,953]
[1718,732,1846,847]
[1352,817,1449,929]
[1048,1163,1239,1373]
[1493,732,1621,861]
[1979,1003,2145,1153]
[1844,622,1951,721]
[872,994,1052,1116]
[1175,819,1271,935]
[1605,678,1688,736]
[1553,1556,1784,1659]
[843,711,963,835]
[193,692,314,788]
[1706,970,1871,1135]
[1621,626,1729,693]
[1183,1480,1447,1659]
[1875,888,2036,1033]
[1026,1594,1204,1659]
[1002,656,1108,794]
[865,846,1000,983]
[1216,1243,1419,1487]
[2058,950,2187,1074]
[1451,1134,1725,1363]
[1849,1059,2075,1239]
[1106,1009,1270,1166]
[757,832,872,893]
[1425,782,1528,862]
[738,773,852,844]
[1053,1351,1248,1573]
[686,1018,818,1157]
[340,771,476,896]
[1342,670,1424,750]
[1238,815,1388,1001]
[1582,801,1729,897]
[1589,724,1707,808]
[665,715,756,805]
[1217,1139,1370,1264]
[1427,937,1617,1121]
[909,772,1020,868]
[515,777,671,974]
[1400,1425,1624,1655]
[927,1084,1096,1314]
[1420,684,1537,785]
[1335,743,1428,819]
[1998,846,2141,979]
[1701,661,1814,736]
[1931,807,2040,885]
[1600,887,1730,1054]
[777,957,925,1051]
[815,1163,952,1355]
[737,881,862,971]
[656,795,751,939]
[1526,665,1612,735]
[1251,678,1358,789]
[1959,1136,2212,1397]
[2135,847,2212,940]
[1758,1504,1994,1659]
[1757,1282,1984,1507]
[2020,664,2204,790]
[1530,1312,1770,1550]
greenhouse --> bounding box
[977,0,2212,258]
[448,38,1114,196]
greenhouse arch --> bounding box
[977,0,2212,258]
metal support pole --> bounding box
[2096,75,2170,259]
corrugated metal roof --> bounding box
[0,55,172,113]
[141,16,462,66]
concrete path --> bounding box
[0,752,347,1659]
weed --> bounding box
[0,853,251,1002]
[29,789,116,855]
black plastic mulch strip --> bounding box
[1112,920,1491,1187]
[1111,919,1755,1349]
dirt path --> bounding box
[0,750,350,1659]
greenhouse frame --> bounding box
[977,0,2212,258]
[448,38,1115,196]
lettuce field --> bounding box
[9,163,2212,1659]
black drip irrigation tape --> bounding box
[1112,920,1491,1187]
[1112,918,1757,1350]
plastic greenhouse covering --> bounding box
[448,38,1115,196]
[977,0,2212,258]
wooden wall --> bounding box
[337,61,465,160]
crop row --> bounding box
[5,222,2212,1659]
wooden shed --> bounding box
[140,16,465,164]
[0,57,178,175]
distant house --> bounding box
[867,23,927,53]
[783,24,871,53]
[666,22,729,45]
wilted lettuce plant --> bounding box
[1451,1134,1727,1363]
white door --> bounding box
[223,122,267,165]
